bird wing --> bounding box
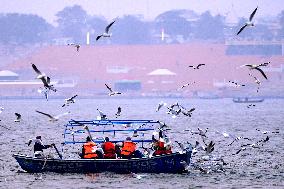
[97,109,105,117]
[40,77,49,87]
[105,84,113,92]
[35,110,53,119]
[249,7,258,21]
[237,24,247,35]
[32,63,42,75]
[105,20,115,33]
[46,77,51,84]
[196,64,205,69]
[255,67,268,80]
[96,35,103,41]
[70,95,78,100]
[15,113,21,119]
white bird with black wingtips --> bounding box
[96,20,116,41]
[156,101,167,112]
[105,84,122,96]
[241,62,268,80]
[237,7,258,35]
[62,95,78,107]
[35,110,70,122]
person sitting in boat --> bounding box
[80,136,103,159]
[28,136,54,158]
[101,137,116,159]
[120,137,143,159]
[152,131,172,156]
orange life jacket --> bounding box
[121,141,136,156]
[103,142,116,159]
[83,142,98,159]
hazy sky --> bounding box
[0,0,283,25]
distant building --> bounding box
[114,80,141,91]
[0,70,19,80]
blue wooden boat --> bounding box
[13,119,192,173]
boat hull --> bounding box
[13,150,191,173]
[232,98,264,103]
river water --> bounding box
[0,98,283,188]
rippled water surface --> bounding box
[0,98,283,189]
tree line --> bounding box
[0,5,283,45]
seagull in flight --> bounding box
[31,64,57,92]
[0,107,4,114]
[181,108,196,117]
[96,20,116,41]
[62,95,78,107]
[178,82,196,90]
[156,101,167,112]
[105,84,122,96]
[247,104,256,108]
[241,63,268,80]
[237,7,258,35]
[188,64,205,69]
[14,113,21,122]
[35,110,70,122]
[67,43,80,52]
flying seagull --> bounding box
[31,64,57,92]
[0,107,4,114]
[188,64,205,69]
[67,43,80,52]
[237,7,258,35]
[35,110,70,122]
[105,84,122,96]
[241,63,268,80]
[14,113,21,122]
[178,82,196,90]
[181,108,196,117]
[62,95,78,107]
[156,101,167,112]
[96,20,116,41]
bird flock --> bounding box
[0,5,279,176]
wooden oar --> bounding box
[83,125,94,141]
[52,144,63,159]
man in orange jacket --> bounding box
[101,137,116,159]
[121,137,143,159]
[81,136,100,159]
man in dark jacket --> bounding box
[29,136,54,158]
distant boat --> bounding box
[233,97,264,103]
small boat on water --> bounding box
[233,97,264,103]
[13,119,192,173]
